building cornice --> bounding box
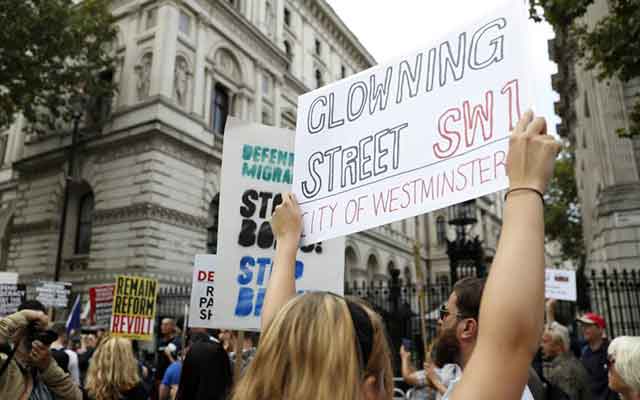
[93,202,208,232]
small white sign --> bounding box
[545,269,577,302]
[292,2,549,244]
[0,272,18,285]
[36,281,71,308]
[188,254,217,329]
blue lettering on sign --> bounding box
[234,257,305,317]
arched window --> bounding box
[436,215,446,245]
[75,192,95,254]
[207,194,220,254]
[315,69,323,89]
[212,84,230,134]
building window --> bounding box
[207,194,220,254]
[436,215,446,245]
[75,192,95,255]
[584,91,591,118]
[341,65,347,79]
[0,135,8,165]
[284,41,293,67]
[262,74,270,95]
[284,7,291,28]
[315,38,322,56]
[262,109,272,126]
[212,84,230,134]
[315,69,323,89]
[227,0,239,9]
[145,7,158,30]
[179,10,191,36]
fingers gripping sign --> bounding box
[271,193,303,243]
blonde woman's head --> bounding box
[86,335,141,400]
[608,336,640,394]
[232,292,393,400]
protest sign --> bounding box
[293,2,548,244]
[188,254,217,328]
[214,118,345,331]
[110,276,158,340]
[89,284,115,328]
[0,272,18,284]
[0,283,25,317]
[545,269,577,302]
[36,281,71,308]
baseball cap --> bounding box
[576,312,606,329]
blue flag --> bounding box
[66,295,81,335]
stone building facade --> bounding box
[0,0,503,294]
[552,0,640,272]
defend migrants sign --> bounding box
[110,276,158,340]
[545,269,577,302]
[188,254,217,328]
[89,284,115,328]
[293,2,548,244]
[214,118,345,331]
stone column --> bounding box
[153,4,179,98]
[192,13,208,118]
[121,12,139,105]
[204,68,215,125]
[275,0,284,47]
[274,76,283,127]
[254,63,263,123]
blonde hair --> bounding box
[231,292,394,400]
[609,336,640,392]
[85,335,141,400]
[545,323,570,351]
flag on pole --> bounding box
[66,295,81,335]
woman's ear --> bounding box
[361,375,381,400]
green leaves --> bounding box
[529,0,640,137]
[0,0,117,132]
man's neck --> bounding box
[459,343,475,369]
[51,340,64,349]
[589,337,604,352]
[163,334,174,341]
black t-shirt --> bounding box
[580,340,617,400]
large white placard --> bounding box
[293,2,548,244]
[545,269,577,302]
[214,118,345,331]
[188,254,217,329]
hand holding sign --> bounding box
[506,111,561,193]
[271,193,303,243]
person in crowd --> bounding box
[607,336,640,400]
[232,112,561,400]
[159,334,192,400]
[576,313,618,400]
[153,318,181,399]
[78,332,97,386]
[85,335,146,400]
[400,344,454,399]
[540,323,591,400]
[218,329,233,352]
[228,332,258,375]
[0,300,82,400]
[175,333,233,400]
[50,322,81,386]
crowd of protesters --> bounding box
[0,113,638,400]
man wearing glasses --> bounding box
[428,277,544,400]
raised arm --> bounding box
[261,193,302,331]
[451,111,561,400]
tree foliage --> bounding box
[544,148,585,263]
[529,0,640,137]
[0,0,117,132]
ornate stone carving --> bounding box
[93,202,208,232]
[135,53,153,100]
[174,56,192,107]
[216,49,241,81]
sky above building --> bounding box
[325,0,561,132]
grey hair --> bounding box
[609,336,640,392]
[546,322,570,352]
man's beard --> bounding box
[431,325,461,368]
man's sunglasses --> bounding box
[439,305,474,321]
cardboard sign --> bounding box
[89,284,115,328]
[292,2,546,244]
[188,254,217,328]
[545,269,577,302]
[35,281,71,308]
[110,276,158,340]
[0,283,25,317]
[214,118,345,331]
